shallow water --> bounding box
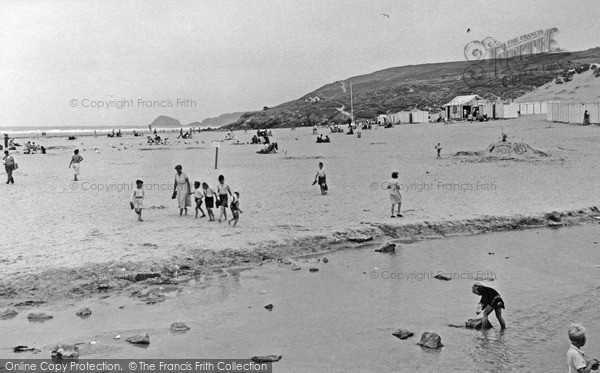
[2,224,600,372]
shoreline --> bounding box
[1,206,597,309]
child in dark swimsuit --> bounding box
[472,282,506,329]
[228,192,243,227]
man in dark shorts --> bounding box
[472,282,506,329]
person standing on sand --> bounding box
[130,179,144,222]
[202,182,216,221]
[583,110,590,125]
[216,175,232,223]
[472,282,506,329]
[172,165,192,215]
[313,162,327,195]
[68,149,83,181]
[193,181,206,218]
[435,143,442,159]
[387,172,402,217]
[3,150,15,184]
[567,324,599,373]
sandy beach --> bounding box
[1,115,599,303]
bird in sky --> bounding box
[381,13,390,18]
[467,28,471,33]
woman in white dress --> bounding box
[387,172,403,218]
[172,165,192,215]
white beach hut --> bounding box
[443,95,483,120]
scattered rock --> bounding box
[170,322,190,332]
[309,268,319,272]
[134,273,161,282]
[392,329,414,340]
[433,274,451,281]
[251,355,281,363]
[126,334,150,345]
[546,211,561,222]
[27,312,53,321]
[264,304,273,311]
[290,264,301,271]
[76,307,92,317]
[417,332,443,349]
[51,344,79,359]
[348,235,373,243]
[465,318,483,329]
[0,309,18,320]
[14,345,40,353]
[14,300,45,307]
[375,243,396,253]
[322,257,329,263]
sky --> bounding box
[1,0,599,128]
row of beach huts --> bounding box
[376,94,599,125]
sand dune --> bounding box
[516,66,600,103]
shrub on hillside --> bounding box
[555,78,564,84]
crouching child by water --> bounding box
[131,180,144,221]
[472,282,506,329]
[228,192,243,227]
[567,324,599,373]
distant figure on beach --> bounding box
[193,181,206,218]
[130,179,144,222]
[567,324,599,373]
[435,143,442,158]
[172,165,191,215]
[437,114,443,123]
[583,110,590,125]
[472,282,506,329]
[202,182,216,221]
[216,175,232,223]
[3,150,15,184]
[312,162,327,195]
[228,191,243,227]
[68,149,83,181]
[313,125,318,135]
[325,135,330,143]
[387,172,402,217]
[3,134,8,149]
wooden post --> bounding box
[215,147,218,169]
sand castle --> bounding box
[455,133,549,161]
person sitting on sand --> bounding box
[202,182,216,221]
[68,149,83,181]
[317,134,324,143]
[387,172,402,217]
[193,181,206,218]
[312,162,327,195]
[172,165,192,216]
[228,191,243,227]
[567,323,599,373]
[324,135,330,143]
[130,179,144,222]
[472,282,506,329]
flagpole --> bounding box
[350,80,354,123]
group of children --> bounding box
[130,173,243,226]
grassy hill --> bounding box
[223,47,600,129]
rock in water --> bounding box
[309,268,319,272]
[27,312,53,321]
[126,334,150,344]
[322,257,329,263]
[264,304,274,311]
[251,355,281,363]
[433,274,451,281]
[348,235,373,243]
[76,307,92,317]
[417,332,443,349]
[546,211,562,222]
[465,318,483,329]
[375,243,396,253]
[51,344,79,359]
[392,329,414,340]
[0,309,18,320]
[134,273,161,282]
[170,322,190,332]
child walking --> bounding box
[130,179,144,221]
[202,182,216,221]
[228,192,243,227]
[193,181,206,218]
[313,162,327,195]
